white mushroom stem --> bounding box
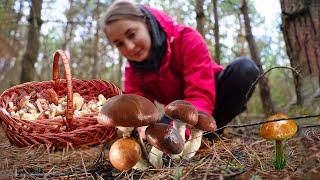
[132,159,149,170]
[173,121,186,142]
[117,127,135,137]
[148,146,164,169]
[182,129,203,159]
[171,120,186,160]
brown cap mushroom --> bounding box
[164,100,198,126]
[195,111,217,132]
[146,123,184,154]
[182,111,217,159]
[164,100,198,154]
[98,94,159,137]
[145,123,184,168]
[98,94,159,127]
[109,137,142,171]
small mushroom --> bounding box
[35,98,49,112]
[109,137,142,171]
[260,113,297,170]
[98,94,159,137]
[41,89,59,105]
[21,112,37,121]
[164,100,198,159]
[98,94,108,105]
[73,93,84,111]
[7,102,18,113]
[145,123,184,168]
[87,99,99,112]
[182,111,217,159]
[17,95,31,109]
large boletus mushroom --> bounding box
[182,111,217,159]
[260,113,297,170]
[145,123,184,168]
[98,94,159,137]
[109,137,142,171]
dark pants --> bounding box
[213,57,260,128]
[161,57,260,138]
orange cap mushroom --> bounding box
[260,113,297,140]
[259,113,298,170]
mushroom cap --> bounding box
[145,123,184,154]
[98,94,159,127]
[260,113,298,140]
[195,111,217,132]
[164,100,198,126]
[109,137,141,171]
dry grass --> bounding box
[0,124,320,179]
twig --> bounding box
[213,132,242,165]
[203,155,215,180]
[80,152,89,179]
[44,166,55,179]
[245,66,300,101]
[216,113,320,131]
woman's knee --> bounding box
[231,57,260,81]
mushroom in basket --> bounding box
[260,113,297,170]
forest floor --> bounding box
[0,118,320,179]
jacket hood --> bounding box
[144,6,175,42]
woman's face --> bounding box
[105,19,151,62]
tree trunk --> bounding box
[195,0,205,37]
[280,0,320,104]
[212,0,221,63]
[60,0,75,78]
[236,13,247,57]
[20,0,43,83]
[92,0,100,79]
[241,0,275,116]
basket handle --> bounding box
[53,50,73,129]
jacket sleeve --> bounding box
[124,65,155,102]
[179,27,222,115]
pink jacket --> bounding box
[124,6,224,115]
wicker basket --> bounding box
[0,50,120,148]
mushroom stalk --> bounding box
[132,129,149,170]
[182,129,203,159]
[171,121,186,160]
[173,121,186,142]
[132,159,149,170]
[148,147,164,168]
[274,140,285,170]
[117,127,135,137]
